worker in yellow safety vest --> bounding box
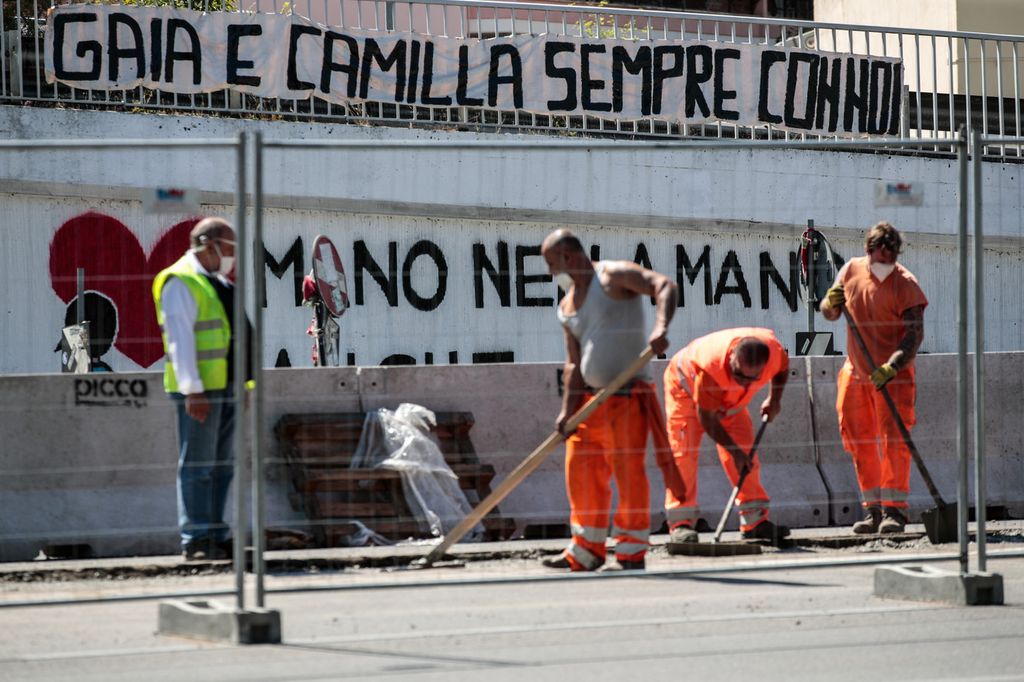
[153,217,251,562]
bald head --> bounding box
[541,228,584,257]
[190,217,235,249]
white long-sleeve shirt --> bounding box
[159,252,230,395]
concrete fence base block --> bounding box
[158,599,282,644]
[874,565,1004,605]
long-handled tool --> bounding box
[842,308,957,544]
[412,346,657,569]
[712,414,770,544]
[666,415,769,557]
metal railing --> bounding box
[3,0,1023,157]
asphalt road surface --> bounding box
[1,538,1023,682]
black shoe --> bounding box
[183,539,229,562]
[183,546,209,562]
[541,552,602,572]
[742,520,791,544]
[216,538,235,560]
[541,553,573,570]
[599,558,645,572]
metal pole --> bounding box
[75,268,85,324]
[252,131,266,607]
[971,129,987,573]
[956,126,970,574]
[806,219,815,334]
[232,131,248,611]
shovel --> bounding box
[412,346,658,569]
[842,308,958,544]
[666,416,770,557]
[712,414,770,543]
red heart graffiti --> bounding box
[50,212,200,368]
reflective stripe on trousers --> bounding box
[571,523,608,544]
[836,363,915,510]
[737,500,769,528]
[663,362,773,532]
[567,541,604,571]
[861,487,882,506]
[564,391,651,567]
[612,526,650,561]
[665,505,700,528]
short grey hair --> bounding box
[190,217,234,248]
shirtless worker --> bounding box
[539,228,679,572]
[820,221,927,534]
[663,328,792,546]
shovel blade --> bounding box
[666,542,763,557]
[921,503,958,544]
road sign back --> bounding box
[311,234,349,318]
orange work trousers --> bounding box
[563,389,651,570]
[662,364,770,533]
[836,361,916,510]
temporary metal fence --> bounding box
[0,131,1020,611]
[0,135,254,610]
[2,0,1023,158]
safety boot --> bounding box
[852,506,883,534]
[878,508,907,534]
[668,525,699,544]
[741,520,791,545]
[599,558,646,572]
[541,552,602,572]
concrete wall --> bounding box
[1,353,1021,561]
[2,107,1022,376]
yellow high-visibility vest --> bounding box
[152,255,231,394]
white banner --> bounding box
[45,4,904,136]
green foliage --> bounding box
[118,0,238,12]
[3,0,41,35]
[576,1,651,40]
[2,0,237,34]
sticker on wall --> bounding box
[875,182,923,207]
[142,187,200,215]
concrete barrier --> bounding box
[1,352,1021,561]
[810,352,1024,526]
[0,373,179,561]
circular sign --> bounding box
[311,234,350,318]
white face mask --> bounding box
[870,262,896,281]
[213,240,236,277]
[554,272,574,292]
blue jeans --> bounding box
[172,386,235,549]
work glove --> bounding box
[870,363,898,389]
[824,283,845,308]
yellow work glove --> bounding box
[870,363,897,389]
[824,283,845,308]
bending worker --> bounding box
[664,328,791,545]
[820,221,927,534]
[540,228,680,572]
[153,217,251,562]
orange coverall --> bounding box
[835,257,928,511]
[564,382,679,570]
[663,328,788,533]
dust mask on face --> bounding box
[870,262,896,281]
[213,240,236,277]
[554,272,574,292]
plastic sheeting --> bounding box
[351,404,484,542]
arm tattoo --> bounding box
[895,306,925,368]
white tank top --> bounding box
[557,261,650,388]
